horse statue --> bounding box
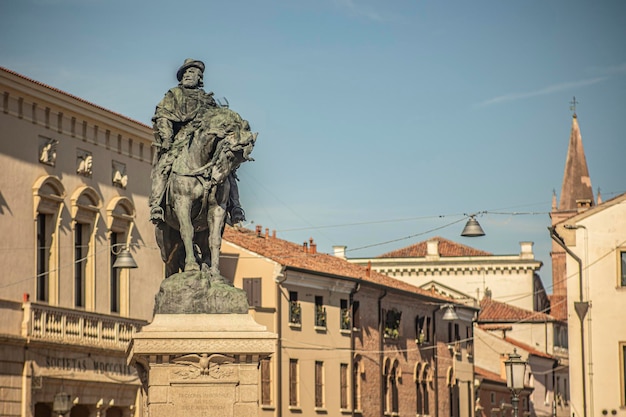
[154,107,256,281]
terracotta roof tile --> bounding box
[474,366,505,384]
[478,297,556,323]
[378,236,492,258]
[223,226,453,302]
[504,337,554,359]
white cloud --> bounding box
[476,77,608,107]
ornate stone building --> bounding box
[0,67,163,417]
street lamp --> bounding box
[52,391,72,417]
[111,243,138,269]
[504,349,527,417]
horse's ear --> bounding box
[242,120,250,130]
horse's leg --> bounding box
[207,184,229,282]
[174,198,199,272]
[194,228,210,272]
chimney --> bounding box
[426,239,440,260]
[366,261,371,277]
[272,230,276,239]
[265,228,269,239]
[309,238,317,254]
[255,225,262,237]
[303,242,308,253]
[333,245,347,259]
[519,241,534,260]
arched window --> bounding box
[384,358,400,414]
[106,197,135,315]
[32,176,65,304]
[353,356,364,412]
[70,186,101,310]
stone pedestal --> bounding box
[127,314,276,417]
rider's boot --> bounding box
[229,206,246,225]
[149,173,167,224]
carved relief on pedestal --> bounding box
[171,353,235,380]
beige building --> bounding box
[476,297,569,417]
[550,192,626,417]
[221,225,476,417]
[0,67,163,417]
[347,238,549,322]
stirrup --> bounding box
[150,206,164,224]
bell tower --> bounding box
[549,97,595,319]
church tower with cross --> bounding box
[549,97,596,320]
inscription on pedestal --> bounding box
[172,386,235,417]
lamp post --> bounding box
[504,349,527,417]
[52,391,72,417]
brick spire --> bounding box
[558,114,594,211]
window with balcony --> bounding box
[415,315,431,344]
[289,291,301,326]
[315,295,326,328]
[352,300,361,329]
[110,232,121,313]
[340,299,351,330]
[384,309,401,340]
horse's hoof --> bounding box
[185,263,200,272]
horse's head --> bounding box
[198,108,257,184]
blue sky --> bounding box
[2,0,625,292]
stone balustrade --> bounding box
[22,302,147,350]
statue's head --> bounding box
[177,58,205,88]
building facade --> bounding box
[0,67,163,417]
[347,238,549,313]
[550,192,626,417]
[220,225,477,417]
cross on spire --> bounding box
[570,96,579,117]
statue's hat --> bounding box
[176,59,205,81]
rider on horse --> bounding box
[149,58,246,225]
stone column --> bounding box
[127,314,276,417]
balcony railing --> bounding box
[22,302,146,350]
[289,301,301,325]
[315,305,327,328]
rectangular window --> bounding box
[315,361,324,408]
[260,358,271,406]
[352,301,361,329]
[36,213,49,302]
[110,233,121,313]
[340,299,350,330]
[622,343,626,406]
[340,363,349,409]
[315,296,326,327]
[243,277,262,307]
[74,223,87,308]
[289,359,299,407]
[416,315,432,343]
[289,291,301,325]
[620,251,626,287]
[354,360,362,411]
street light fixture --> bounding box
[461,215,485,237]
[504,349,527,417]
[111,243,138,269]
[52,391,72,417]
